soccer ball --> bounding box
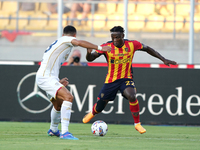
[91,120,108,136]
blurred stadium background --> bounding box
[0,0,199,64]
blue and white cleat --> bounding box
[47,129,60,137]
[60,131,79,140]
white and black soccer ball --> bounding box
[91,120,108,136]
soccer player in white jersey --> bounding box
[36,25,111,140]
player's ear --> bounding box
[122,33,124,38]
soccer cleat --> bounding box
[60,131,79,140]
[82,112,95,123]
[47,129,60,137]
[135,123,146,134]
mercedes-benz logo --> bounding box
[17,72,52,113]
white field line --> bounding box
[2,134,200,141]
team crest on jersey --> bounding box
[65,54,69,60]
[125,48,128,52]
[101,93,104,98]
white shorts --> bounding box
[36,75,63,99]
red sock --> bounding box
[129,99,140,123]
[92,103,98,115]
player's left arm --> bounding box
[138,44,177,66]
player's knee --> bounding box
[128,94,137,102]
[67,94,74,102]
[62,93,74,102]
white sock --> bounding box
[50,107,61,133]
[134,122,140,126]
[61,101,72,134]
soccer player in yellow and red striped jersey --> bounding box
[82,26,177,134]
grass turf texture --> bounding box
[0,122,200,150]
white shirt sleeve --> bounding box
[63,36,77,47]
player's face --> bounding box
[111,32,124,48]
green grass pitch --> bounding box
[0,122,200,150]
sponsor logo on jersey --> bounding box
[110,57,132,64]
[125,48,128,52]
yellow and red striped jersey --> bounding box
[96,40,143,83]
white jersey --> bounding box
[37,36,76,77]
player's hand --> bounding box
[163,59,177,66]
[87,48,93,53]
[59,77,69,87]
[101,46,111,52]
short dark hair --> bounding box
[110,26,124,33]
[63,25,76,35]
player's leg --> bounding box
[47,98,61,137]
[121,80,146,134]
[83,82,118,123]
[36,76,62,137]
[123,87,140,123]
[36,76,78,139]
[82,99,109,123]
[47,77,70,137]
[123,87,146,134]
[56,87,78,140]
[94,99,109,114]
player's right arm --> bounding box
[86,49,100,62]
[71,39,111,52]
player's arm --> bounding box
[86,48,100,62]
[139,44,177,66]
[71,39,111,52]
